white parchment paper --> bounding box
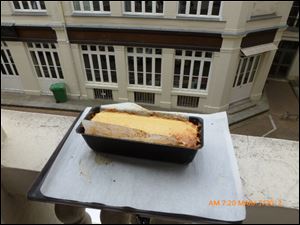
[40,103,246,222]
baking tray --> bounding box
[76,106,204,164]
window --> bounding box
[124,1,164,15]
[73,1,110,13]
[94,89,113,100]
[12,1,46,12]
[177,96,199,108]
[81,45,117,83]
[1,42,19,76]
[178,1,222,17]
[173,50,212,91]
[233,54,261,87]
[28,42,63,79]
[269,41,298,79]
[127,47,162,87]
[287,1,299,29]
[134,92,155,104]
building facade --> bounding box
[1,1,295,112]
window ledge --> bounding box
[12,11,48,16]
[122,13,164,19]
[171,89,208,97]
[176,15,225,22]
[85,83,118,90]
[247,13,282,22]
[127,86,162,93]
[72,12,111,17]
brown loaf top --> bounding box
[90,109,200,149]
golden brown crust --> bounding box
[88,110,200,149]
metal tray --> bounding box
[76,106,204,164]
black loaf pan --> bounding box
[76,107,204,164]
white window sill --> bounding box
[72,12,111,17]
[127,86,162,93]
[12,11,48,16]
[85,82,118,90]
[176,15,224,22]
[122,13,164,19]
[171,89,208,97]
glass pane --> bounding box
[191,77,198,89]
[200,77,208,90]
[182,76,189,88]
[22,1,29,9]
[73,1,80,10]
[103,70,109,82]
[246,57,254,72]
[58,67,63,79]
[42,66,49,77]
[155,74,160,86]
[146,58,152,72]
[184,60,191,75]
[99,46,105,51]
[111,71,117,82]
[109,56,116,70]
[195,51,202,57]
[50,67,57,78]
[205,52,212,58]
[53,53,61,66]
[127,47,133,53]
[34,66,42,77]
[185,50,192,56]
[146,73,152,85]
[36,43,41,48]
[243,71,250,84]
[193,61,200,76]
[282,52,294,65]
[240,59,247,74]
[93,1,100,11]
[103,1,110,11]
[145,48,152,54]
[86,69,92,81]
[128,56,134,71]
[137,48,143,53]
[90,45,96,51]
[190,1,197,14]
[13,65,19,75]
[129,72,135,84]
[156,1,163,13]
[202,61,211,77]
[155,58,161,73]
[30,52,38,65]
[135,1,142,12]
[174,59,181,74]
[40,1,45,9]
[178,1,186,14]
[31,1,38,9]
[155,49,162,54]
[200,1,209,15]
[125,1,131,12]
[175,50,182,55]
[108,46,114,52]
[92,55,99,69]
[137,57,143,72]
[145,1,152,13]
[6,64,13,75]
[83,54,90,68]
[95,70,101,81]
[38,52,46,65]
[173,75,180,88]
[100,55,107,69]
[212,1,221,15]
[81,45,87,50]
[1,50,8,63]
[46,52,53,65]
[83,1,90,10]
[13,1,21,9]
[137,72,143,84]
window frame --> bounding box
[1,41,19,76]
[11,1,47,12]
[127,47,162,87]
[173,49,213,92]
[123,1,164,16]
[80,44,117,84]
[176,1,223,19]
[72,1,111,14]
[27,42,64,80]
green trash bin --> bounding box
[50,83,67,103]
